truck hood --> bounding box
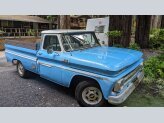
[69,46,143,72]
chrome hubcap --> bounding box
[82,87,102,105]
[18,63,24,75]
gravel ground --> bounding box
[0,51,4,57]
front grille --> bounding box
[121,65,143,86]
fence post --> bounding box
[19,28,21,38]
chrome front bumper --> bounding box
[108,71,144,105]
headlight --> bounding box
[113,79,124,92]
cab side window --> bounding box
[43,35,61,51]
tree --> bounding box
[46,15,58,22]
[150,15,162,29]
[135,15,151,48]
[161,15,164,28]
[57,15,60,29]
[59,15,71,29]
[108,15,132,47]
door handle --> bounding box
[63,59,69,63]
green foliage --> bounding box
[106,30,123,48]
[0,30,5,35]
[46,15,57,21]
[156,79,164,90]
[149,29,164,50]
[129,43,141,50]
[144,54,164,79]
[106,30,122,38]
[27,29,35,36]
[143,54,164,96]
[143,77,164,97]
[46,15,54,21]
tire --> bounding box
[17,62,29,78]
[75,81,106,107]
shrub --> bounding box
[106,30,123,47]
[27,29,35,36]
[106,30,122,38]
[143,54,164,96]
[129,42,141,50]
[0,30,5,34]
[0,30,5,37]
[143,77,164,96]
[149,29,164,50]
[144,54,164,79]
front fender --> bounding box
[63,69,114,100]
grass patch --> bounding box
[120,84,164,107]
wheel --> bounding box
[75,81,106,107]
[17,62,29,78]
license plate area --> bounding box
[134,71,144,86]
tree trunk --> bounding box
[121,16,132,47]
[108,15,132,47]
[108,15,120,46]
[135,15,151,48]
[150,15,162,29]
[161,16,164,28]
[59,15,71,29]
[57,15,60,29]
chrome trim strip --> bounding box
[38,61,107,80]
[124,65,142,81]
[5,49,107,80]
[5,50,37,61]
[119,65,143,87]
[38,62,52,68]
[63,66,107,80]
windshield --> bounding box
[62,32,100,51]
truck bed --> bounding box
[5,38,41,50]
[5,38,41,73]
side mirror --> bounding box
[47,46,54,54]
[36,42,41,50]
[47,46,59,56]
[102,41,105,45]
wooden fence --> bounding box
[0,28,44,37]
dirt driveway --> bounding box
[0,51,4,58]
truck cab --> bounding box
[5,30,144,107]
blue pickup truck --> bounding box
[5,30,144,107]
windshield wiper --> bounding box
[91,44,100,48]
[78,46,91,51]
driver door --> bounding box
[37,34,62,84]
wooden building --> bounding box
[0,15,57,37]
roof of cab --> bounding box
[41,29,94,34]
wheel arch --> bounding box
[12,59,19,65]
[69,74,114,100]
[69,75,101,93]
